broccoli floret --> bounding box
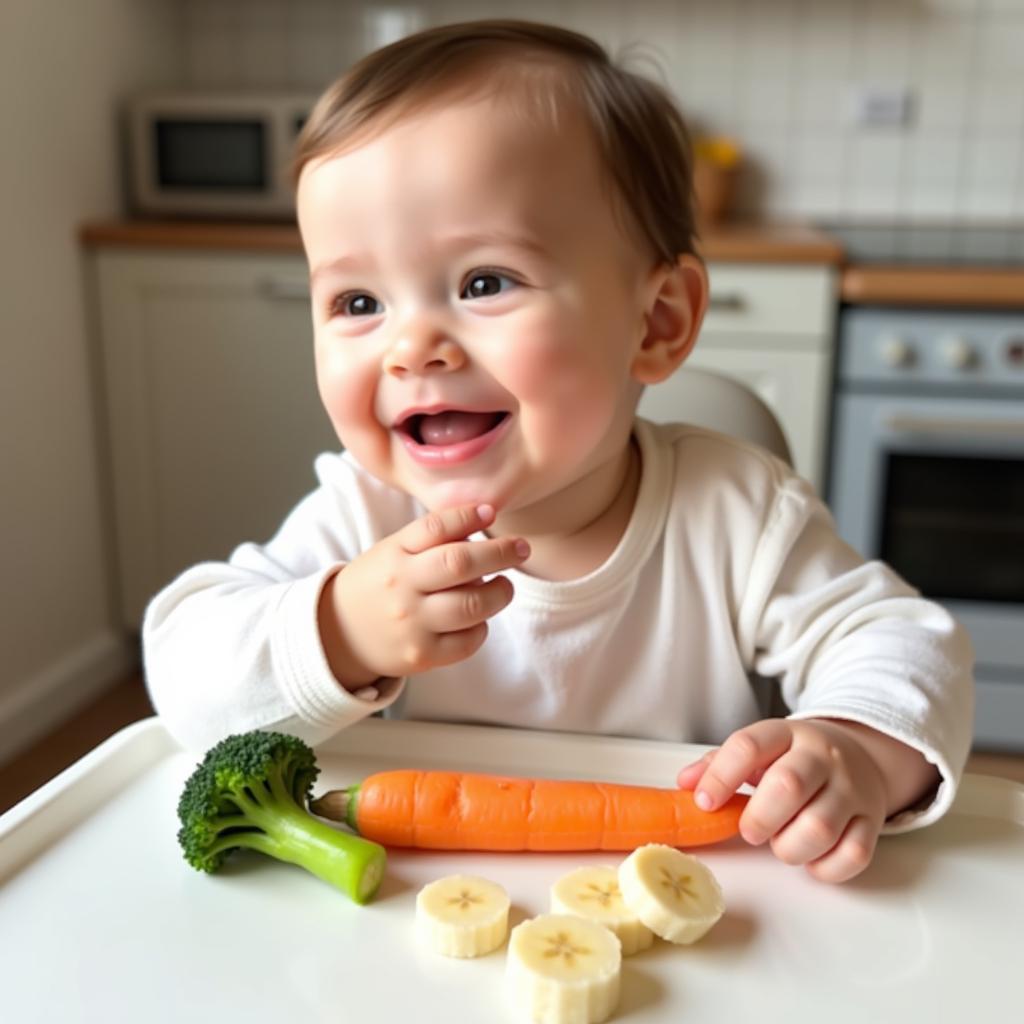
[176,730,386,904]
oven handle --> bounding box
[884,414,1024,438]
[707,292,747,313]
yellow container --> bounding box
[692,136,742,225]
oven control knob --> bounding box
[942,336,977,370]
[879,336,914,368]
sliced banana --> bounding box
[415,874,511,958]
[506,913,621,1024]
[617,844,724,945]
[550,865,654,956]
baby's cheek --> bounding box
[499,339,557,395]
[505,328,589,397]
[315,350,388,461]
[507,339,620,432]
[315,353,356,430]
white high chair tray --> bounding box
[1,716,1020,1022]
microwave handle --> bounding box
[884,414,1024,438]
[259,278,310,301]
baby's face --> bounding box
[298,91,656,516]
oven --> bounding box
[828,305,1024,751]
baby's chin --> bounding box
[415,478,529,522]
[422,485,503,515]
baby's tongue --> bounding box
[419,410,498,446]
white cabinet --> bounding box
[639,263,837,489]
[92,250,336,627]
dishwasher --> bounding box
[825,223,1024,752]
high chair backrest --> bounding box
[638,367,793,466]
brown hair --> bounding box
[292,19,697,264]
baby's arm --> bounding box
[319,502,530,688]
[669,453,971,883]
[677,717,939,883]
[144,453,530,751]
[145,486,529,750]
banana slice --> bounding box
[415,874,511,958]
[550,865,654,956]
[506,913,621,1024]
[617,844,724,945]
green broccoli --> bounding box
[176,729,386,904]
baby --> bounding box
[144,20,974,883]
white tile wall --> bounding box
[180,0,1024,222]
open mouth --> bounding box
[394,408,512,466]
[398,410,509,447]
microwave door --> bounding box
[155,118,266,190]
[132,114,290,218]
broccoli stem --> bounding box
[228,784,386,904]
[344,783,360,831]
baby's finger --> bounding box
[804,815,880,884]
[680,755,769,793]
[415,534,529,592]
[676,751,715,789]
[766,784,856,866]
[421,576,515,632]
[398,503,497,555]
[694,720,795,812]
[398,622,491,674]
[429,621,491,667]
[737,748,831,846]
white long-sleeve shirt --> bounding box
[143,419,974,831]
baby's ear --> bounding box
[630,254,708,385]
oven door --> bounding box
[829,392,1024,749]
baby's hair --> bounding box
[292,19,697,264]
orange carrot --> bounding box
[310,769,748,851]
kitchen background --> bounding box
[179,0,1024,225]
[2,0,1023,795]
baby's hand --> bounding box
[677,719,888,883]
[319,503,529,687]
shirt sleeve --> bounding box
[735,468,975,833]
[142,453,410,753]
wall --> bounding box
[0,0,180,764]
[180,0,1024,229]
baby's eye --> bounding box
[461,271,517,300]
[331,292,382,317]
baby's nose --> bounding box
[383,324,466,377]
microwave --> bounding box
[126,92,317,219]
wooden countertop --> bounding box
[840,265,1024,308]
[79,218,846,265]
[80,220,305,253]
[696,222,844,264]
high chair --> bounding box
[639,366,793,466]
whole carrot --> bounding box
[309,769,748,851]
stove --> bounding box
[825,222,1024,752]
[822,221,1024,267]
